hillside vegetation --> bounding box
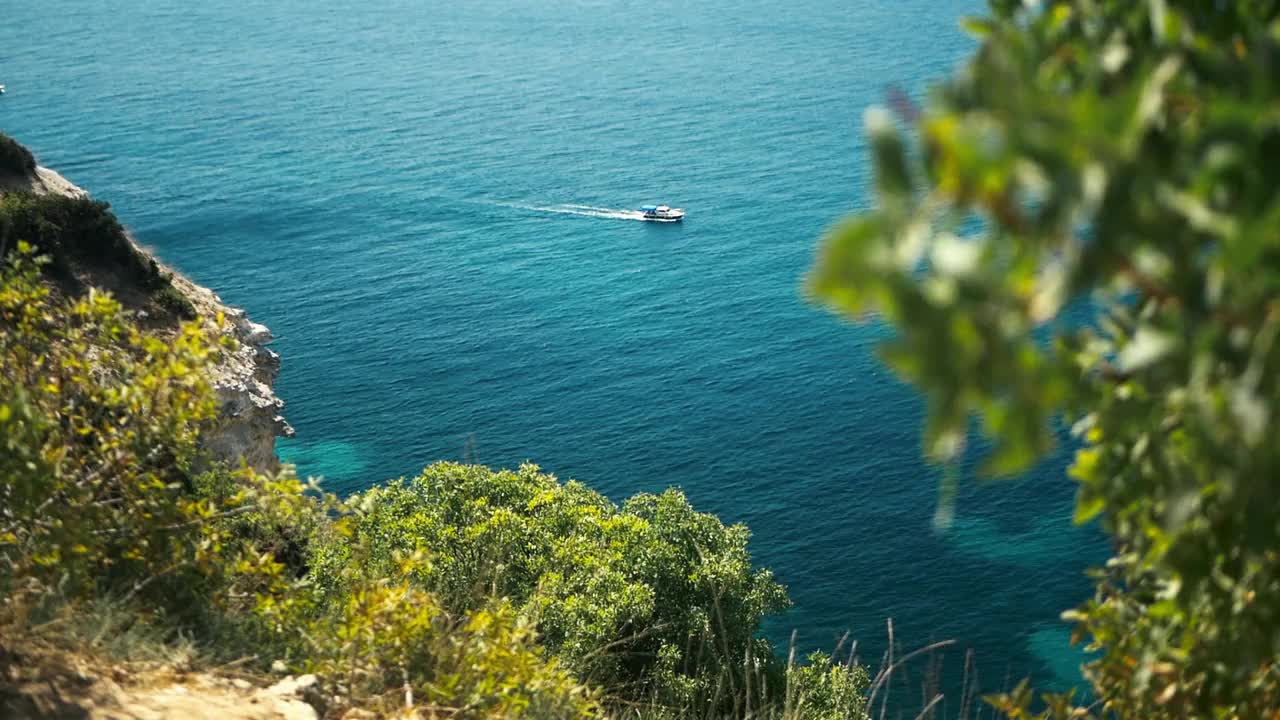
[0,136,195,321]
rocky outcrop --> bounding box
[6,165,293,470]
[164,269,295,470]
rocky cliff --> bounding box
[2,163,293,470]
[166,267,295,470]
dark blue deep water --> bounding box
[3,0,1107,700]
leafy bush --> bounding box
[0,192,163,288]
[811,1,1280,717]
[309,463,793,714]
[0,133,36,176]
[0,241,221,611]
[153,281,197,320]
[279,542,595,718]
[785,652,870,720]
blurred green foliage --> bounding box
[811,1,1280,717]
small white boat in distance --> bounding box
[641,204,684,222]
[0,85,6,95]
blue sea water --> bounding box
[2,0,1108,700]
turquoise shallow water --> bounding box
[3,0,1107,698]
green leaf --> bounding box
[1074,494,1106,525]
[959,16,996,38]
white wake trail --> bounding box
[495,202,646,221]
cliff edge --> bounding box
[166,264,295,470]
[0,157,293,470]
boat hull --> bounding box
[640,204,684,222]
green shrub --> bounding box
[0,191,201,323]
[785,652,870,720]
[0,133,36,176]
[0,241,221,612]
[153,282,197,320]
[309,462,792,714]
[277,540,596,718]
[811,1,1280,716]
[0,192,163,288]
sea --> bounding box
[2,0,1108,705]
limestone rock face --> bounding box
[168,272,296,470]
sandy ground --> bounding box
[1,647,321,720]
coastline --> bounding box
[8,163,294,469]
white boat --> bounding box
[0,85,6,95]
[641,204,684,222]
